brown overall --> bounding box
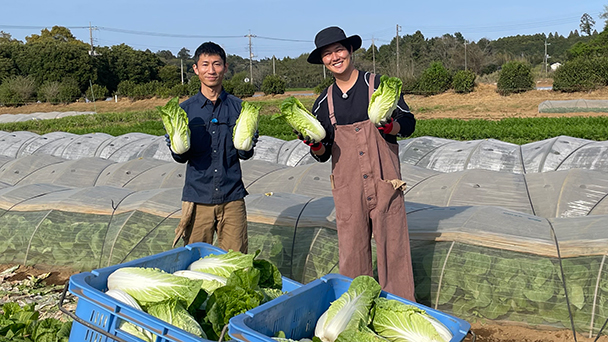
[327,75,415,301]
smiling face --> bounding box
[193,53,226,90]
[320,42,353,76]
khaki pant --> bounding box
[182,199,248,253]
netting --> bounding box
[0,130,606,336]
[539,99,608,113]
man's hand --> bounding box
[164,134,172,151]
[252,130,259,148]
[295,130,322,151]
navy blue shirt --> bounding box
[171,90,253,204]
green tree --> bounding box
[497,60,534,95]
[158,64,181,86]
[25,26,78,43]
[600,5,608,30]
[177,47,191,60]
[15,40,94,91]
[156,50,175,60]
[94,44,164,91]
[580,13,596,36]
[261,74,286,95]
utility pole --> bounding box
[246,30,256,84]
[371,36,376,74]
[88,22,99,56]
[464,41,468,71]
[272,55,276,75]
[544,38,551,78]
[323,65,326,79]
[396,25,401,77]
[180,59,184,85]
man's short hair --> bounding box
[193,42,226,64]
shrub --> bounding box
[313,76,335,94]
[0,75,36,106]
[417,62,452,95]
[85,84,109,101]
[188,76,201,95]
[132,81,162,99]
[261,74,286,95]
[552,56,608,92]
[232,82,256,98]
[117,80,137,98]
[38,81,62,104]
[170,84,190,97]
[452,69,476,94]
[497,60,534,95]
[58,78,81,104]
[158,65,181,87]
[401,76,419,94]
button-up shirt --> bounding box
[171,90,253,204]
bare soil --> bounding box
[1,82,608,340]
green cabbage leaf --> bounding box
[314,275,381,342]
[158,96,191,154]
[187,250,255,278]
[273,96,326,143]
[371,297,452,342]
[147,298,206,338]
[368,75,402,126]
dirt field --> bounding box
[1,82,607,341]
[2,82,608,120]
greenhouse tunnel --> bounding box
[0,130,606,336]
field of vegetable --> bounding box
[1,83,608,342]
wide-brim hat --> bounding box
[307,26,362,64]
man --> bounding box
[167,42,255,253]
[303,26,416,301]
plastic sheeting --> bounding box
[539,99,608,113]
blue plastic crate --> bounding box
[229,273,471,342]
[63,242,301,342]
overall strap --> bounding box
[327,84,337,127]
[368,73,376,100]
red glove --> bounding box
[377,118,394,134]
[295,130,322,151]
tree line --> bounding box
[0,11,606,105]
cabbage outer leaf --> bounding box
[187,250,255,278]
[314,275,381,342]
[371,297,452,342]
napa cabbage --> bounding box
[368,75,402,126]
[107,267,203,308]
[173,270,227,294]
[273,96,326,143]
[105,289,154,342]
[147,298,206,338]
[158,96,190,154]
[233,101,260,151]
[371,297,452,342]
[188,250,255,278]
[314,275,381,342]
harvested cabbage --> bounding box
[371,297,452,342]
[368,75,402,126]
[273,96,326,143]
[314,275,381,342]
[187,250,255,278]
[107,267,203,308]
[233,101,260,151]
[158,96,190,154]
[106,289,154,342]
[147,298,206,338]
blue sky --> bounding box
[1,0,606,60]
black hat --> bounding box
[307,26,362,64]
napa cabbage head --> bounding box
[273,96,326,143]
[371,297,452,342]
[147,298,206,338]
[368,75,402,126]
[158,96,190,154]
[107,267,203,308]
[233,101,260,151]
[314,275,381,342]
[187,250,255,278]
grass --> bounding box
[0,100,607,145]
